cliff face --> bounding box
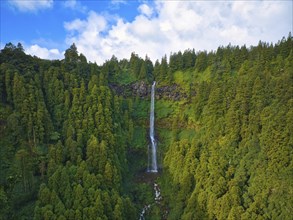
[131,81,149,97]
[110,81,189,100]
[156,84,189,100]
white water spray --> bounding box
[148,81,158,172]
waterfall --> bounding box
[148,81,158,173]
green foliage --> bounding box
[160,34,293,219]
[0,187,9,220]
[156,100,174,119]
[115,69,137,85]
[0,43,138,219]
[0,35,292,219]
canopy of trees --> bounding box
[0,34,292,219]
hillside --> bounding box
[0,34,292,219]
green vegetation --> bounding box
[0,34,292,219]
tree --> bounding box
[130,52,142,77]
[86,135,99,173]
[17,43,24,52]
[64,43,79,63]
[15,149,33,192]
[195,51,208,72]
[139,61,147,80]
[145,55,154,81]
[0,187,9,220]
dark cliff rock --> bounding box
[130,81,149,97]
[110,81,189,100]
[109,81,149,98]
[156,84,188,101]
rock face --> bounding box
[130,81,149,97]
[110,81,189,100]
[156,84,188,101]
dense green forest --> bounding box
[0,34,292,220]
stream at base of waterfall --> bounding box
[139,183,168,220]
[139,183,165,220]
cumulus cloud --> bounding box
[9,0,53,12]
[138,4,154,18]
[23,0,283,64]
[63,0,87,13]
[26,44,63,60]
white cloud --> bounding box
[64,18,86,32]
[110,0,127,10]
[25,1,291,63]
[220,25,251,43]
[9,0,53,12]
[63,0,77,9]
[138,4,154,18]
[26,44,63,60]
[63,0,87,13]
[111,0,127,6]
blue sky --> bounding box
[1,0,292,64]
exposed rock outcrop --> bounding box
[110,81,189,101]
[156,84,188,101]
[130,81,149,97]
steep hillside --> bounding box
[0,34,292,219]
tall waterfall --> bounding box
[148,81,158,172]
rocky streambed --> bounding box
[139,182,166,220]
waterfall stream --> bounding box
[139,183,163,220]
[148,81,158,173]
[139,81,162,220]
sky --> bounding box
[0,0,292,64]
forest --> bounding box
[0,33,292,220]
